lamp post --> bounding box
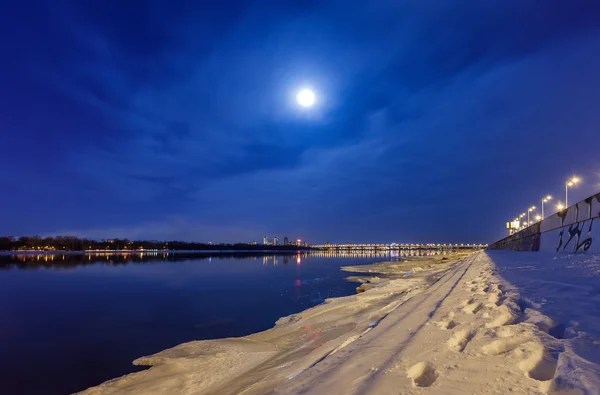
[565,177,580,207]
[527,206,536,226]
[541,195,552,219]
[556,203,565,211]
[519,213,526,229]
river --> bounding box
[0,251,408,395]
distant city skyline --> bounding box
[261,236,306,247]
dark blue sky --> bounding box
[2,1,600,243]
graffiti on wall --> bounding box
[489,192,600,252]
[554,194,600,253]
[556,218,593,253]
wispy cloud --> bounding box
[2,1,600,243]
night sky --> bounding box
[2,1,600,244]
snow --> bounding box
[490,250,600,344]
[78,251,600,395]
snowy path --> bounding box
[275,252,600,394]
[276,253,476,393]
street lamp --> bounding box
[519,213,526,229]
[556,202,565,211]
[535,214,542,222]
[541,195,552,219]
[527,206,536,226]
[565,176,580,207]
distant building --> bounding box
[263,236,269,245]
[274,236,279,246]
[296,238,302,247]
[284,237,289,245]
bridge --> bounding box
[312,243,487,251]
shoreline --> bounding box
[79,251,472,394]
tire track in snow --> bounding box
[277,253,477,394]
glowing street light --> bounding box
[565,176,580,207]
[535,214,542,222]
[556,202,565,211]
[527,206,536,226]
[541,195,552,219]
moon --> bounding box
[296,89,316,107]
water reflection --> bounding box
[0,249,454,269]
[0,252,376,395]
[305,249,450,260]
[0,251,300,269]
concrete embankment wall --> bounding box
[488,192,600,253]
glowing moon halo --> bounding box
[296,89,316,107]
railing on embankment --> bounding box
[488,192,600,252]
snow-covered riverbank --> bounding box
[79,251,600,394]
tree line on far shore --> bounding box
[0,236,312,252]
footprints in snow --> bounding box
[485,303,520,328]
[447,329,476,353]
[427,264,565,392]
[436,312,458,330]
[482,330,560,383]
[459,268,564,391]
[462,299,483,315]
[459,277,512,324]
[482,335,529,355]
[518,342,559,382]
[407,362,438,387]
[436,275,514,354]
